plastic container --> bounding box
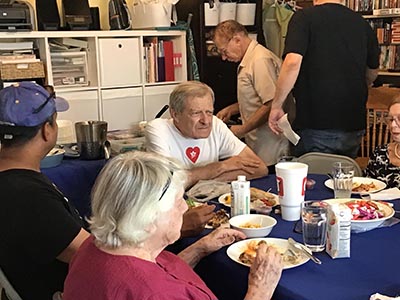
[231,175,250,217]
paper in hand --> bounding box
[277,113,300,145]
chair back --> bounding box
[297,152,363,177]
[360,108,391,159]
[0,267,22,300]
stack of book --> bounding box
[143,37,175,83]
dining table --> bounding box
[41,158,107,218]
[169,174,400,300]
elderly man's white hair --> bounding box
[89,151,186,248]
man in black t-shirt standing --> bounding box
[268,0,380,158]
[0,82,90,300]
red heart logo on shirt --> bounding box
[186,147,200,163]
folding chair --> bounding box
[297,152,363,177]
[0,268,22,300]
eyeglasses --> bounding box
[384,115,400,126]
[217,38,233,56]
[158,172,173,201]
[32,93,54,114]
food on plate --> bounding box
[345,200,385,220]
[186,198,197,208]
[239,240,267,264]
[223,194,232,205]
[352,182,377,193]
[207,209,229,229]
[238,240,299,265]
[240,222,262,229]
[250,187,277,206]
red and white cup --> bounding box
[275,162,309,221]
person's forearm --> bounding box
[272,53,302,109]
[186,162,228,188]
[226,103,240,115]
[215,165,267,182]
[244,287,274,300]
[177,239,208,268]
[241,102,271,135]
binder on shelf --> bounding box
[157,40,165,82]
[163,40,174,81]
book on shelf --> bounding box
[157,40,166,82]
[164,40,175,81]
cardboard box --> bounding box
[326,203,352,259]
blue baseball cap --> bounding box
[0,82,69,127]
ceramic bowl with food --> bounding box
[229,214,277,238]
[323,198,394,232]
[40,148,65,169]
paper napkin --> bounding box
[186,180,231,202]
[369,188,400,201]
[277,113,300,145]
[370,293,400,300]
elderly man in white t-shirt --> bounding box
[146,81,268,237]
[146,81,267,186]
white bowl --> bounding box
[323,198,394,232]
[229,214,277,238]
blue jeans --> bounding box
[294,129,365,159]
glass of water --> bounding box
[332,162,354,199]
[301,201,328,252]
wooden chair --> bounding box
[356,108,391,170]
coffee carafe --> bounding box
[75,121,110,160]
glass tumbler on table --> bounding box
[332,162,354,199]
[301,201,328,252]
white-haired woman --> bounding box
[63,151,282,300]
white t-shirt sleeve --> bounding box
[213,117,246,160]
[145,119,171,156]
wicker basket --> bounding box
[0,62,45,80]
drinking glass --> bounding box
[301,201,328,252]
[332,162,354,199]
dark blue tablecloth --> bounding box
[41,162,400,300]
[173,174,400,300]
[42,158,106,218]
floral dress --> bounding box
[365,144,400,188]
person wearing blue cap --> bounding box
[0,82,90,300]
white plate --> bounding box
[226,238,309,269]
[218,192,280,208]
[322,198,395,232]
[324,177,387,194]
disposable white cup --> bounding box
[219,2,237,22]
[275,162,308,221]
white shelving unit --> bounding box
[0,30,187,131]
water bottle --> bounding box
[231,175,250,217]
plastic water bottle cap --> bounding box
[237,175,246,181]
